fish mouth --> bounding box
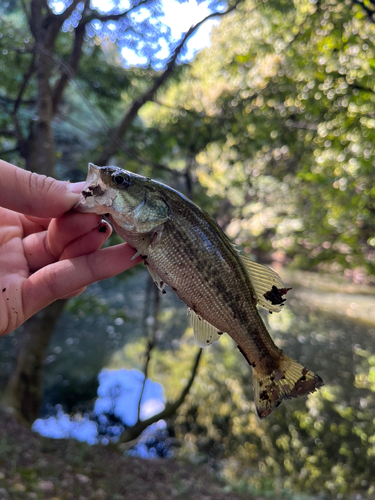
[81,163,103,199]
[74,163,117,213]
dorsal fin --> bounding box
[189,309,223,348]
[240,255,288,313]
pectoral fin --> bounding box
[131,235,153,260]
[240,255,290,312]
[189,309,223,347]
[131,227,165,261]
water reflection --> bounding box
[227,288,375,497]
[0,270,374,496]
[33,368,168,458]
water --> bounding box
[0,269,374,496]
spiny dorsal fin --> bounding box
[240,255,287,313]
[189,309,223,348]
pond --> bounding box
[0,267,374,498]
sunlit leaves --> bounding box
[154,0,375,277]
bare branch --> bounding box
[51,1,155,113]
[163,349,202,414]
[20,0,31,26]
[0,97,36,106]
[0,129,17,137]
[13,52,36,139]
[54,0,82,24]
[118,142,186,176]
[286,120,318,131]
[82,0,150,25]
[97,0,244,165]
[29,0,44,41]
[51,0,151,114]
[180,0,242,39]
[118,348,202,445]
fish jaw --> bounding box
[75,163,118,215]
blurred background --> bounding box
[0,0,375,498]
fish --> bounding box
[76,163,323,418]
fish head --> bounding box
[76,163,169,232]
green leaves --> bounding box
[151,0,375,276]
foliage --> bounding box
[141,0,375,278]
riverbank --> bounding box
[0,409,248,500]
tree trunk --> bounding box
[3,300,66,423]
[3,1,63,422]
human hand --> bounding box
[0,160,142,336]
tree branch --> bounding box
[13,52,36,139]
[53,0,82,24]
[118,348,202,444]
[52,22,86,114]
[97,0,244,165]
[286,120,318,131]
[81,0,150,26]
[136,280,160,423]
[117,141,186,176]
[52,0,153,114]
[0,129,17,137]
[20,0,31,26]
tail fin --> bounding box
[253,355,323,419]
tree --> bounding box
[146,0,375,277]
[0,0,242,422]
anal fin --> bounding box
[189,309,223,348]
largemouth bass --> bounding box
[77,163,323,418]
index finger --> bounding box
[0,160,83,218]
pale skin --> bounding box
[0,160,142,336]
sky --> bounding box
[51,0,218,66]
[122,0,217,65]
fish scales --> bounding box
[77,164,324,418]
[145,209,280,371]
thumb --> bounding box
[0,159,84,218]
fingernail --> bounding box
[98,220,112,236]
[67,181,85,194]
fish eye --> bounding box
[112,173,131,188]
